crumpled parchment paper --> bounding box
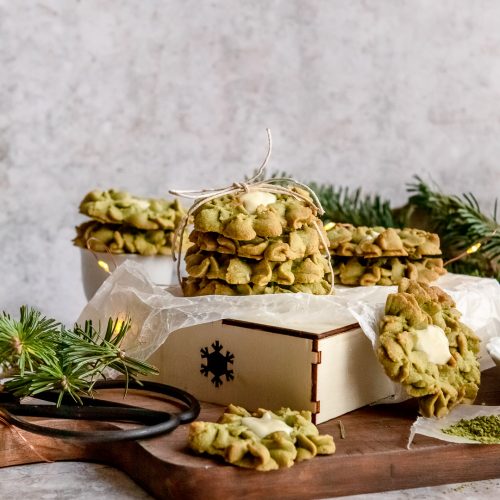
[77,261,500,382]
[77,260,389,360]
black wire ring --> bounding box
[0,380,200,443]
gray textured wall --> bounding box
[1,0,499,325]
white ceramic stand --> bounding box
[79,248,176,300]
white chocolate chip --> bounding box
[241,412,292,439]
[415,324,451,365]
[240,191,277,214]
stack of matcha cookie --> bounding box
[326,223,446,286]
[74,189,185,256]
[182,188,333,296]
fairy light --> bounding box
[97,260,111,274]
[466,242,482,254]
[85,237,117,274]
[444,231,496,267]
[113,318,125,334]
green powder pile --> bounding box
[442,415,500,444]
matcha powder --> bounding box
[442,415,500,444]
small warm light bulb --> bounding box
[323,222,336,231]
[466,242,482,254]
[98,260,111,274]
[113,318,125,333]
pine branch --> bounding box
[407,176,500,279]
[0,306,60,375]
[5,358,93,406]
[64,318,159,386]
[271,171,400,227]
[1,310,159,406]
[310,182,400,227]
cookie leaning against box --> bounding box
[188,404,335,471]
[377,279,480,418]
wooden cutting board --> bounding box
[1,366,499,500]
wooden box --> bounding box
[148,317,395,424]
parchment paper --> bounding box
[77,260,500,378]
[408,404,500,447]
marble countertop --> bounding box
[0,462,498,499]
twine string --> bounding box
[169,129,334,294]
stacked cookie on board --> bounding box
[326,223,446,286]
[74,189,185,256]
[182,189,333,296]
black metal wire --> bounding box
[0,379,200,442]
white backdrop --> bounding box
[1,0,499,324]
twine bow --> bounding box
[169,129,334,294]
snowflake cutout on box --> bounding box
[200,340,234,387]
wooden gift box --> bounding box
[148,317,395,424]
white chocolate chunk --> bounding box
[241,412,292,438]
[415,324,451,365]
[362,230,380,242]
[240,191,277,214]
[132,199,150,210]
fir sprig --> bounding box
[310,182,400,227]
[63,318,159,387]
[1,309,159,406]
[407,176,500,278]
[5,358,93,406]
[0,306,60,375]
[271,171,400,227]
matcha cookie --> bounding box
[377,279,480,418]
[327,223,441,259]
[189,224,322,262]
[193,190,317,240]
[185,248,330,286]
[182,276,332,296]
[80,189,184,230]
[333,256,446,286]
[188,404,335,471]
[74,220,176,256]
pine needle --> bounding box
[0,306,59,375]
[310,182,399,227]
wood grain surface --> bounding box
[1,367,499,500]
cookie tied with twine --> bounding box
[170,129,334,296]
